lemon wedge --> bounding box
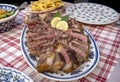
[51,17,61,28]
[56,21,68,31]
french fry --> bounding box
[29,0,64,11]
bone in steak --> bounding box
[25,12,90,73]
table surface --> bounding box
[0,2,120,82]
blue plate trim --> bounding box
[21,26,36,68]
[43,27,99,80]
[0,5,15,11]
[21,26,99,81]
[0,67,33,82]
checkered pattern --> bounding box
[0,3,120,82]
[78,25,120,82]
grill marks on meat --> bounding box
[28,39,55,56]
[50,53,64,73]
[67,49,78,65]
[25,13,90,73]
[67,29,88,43]
[28,33,56,41]
[67,49,81,70]
[36,52,55,72]
[27,39,47,48]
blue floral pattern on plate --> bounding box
[66,3,119,25]
[0,67,33,82]
[21,26,99,81]
[0,4,19,33]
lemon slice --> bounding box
[56,21,68,31]
[51,17,61,28]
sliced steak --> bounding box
[25,12,90,73]
[67,49,79,65]
[50,53,64,73]
[67,30,88,43]
[69,42,88,62]
[36,52,55,73]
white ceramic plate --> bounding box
[66,3,119,25]
[0,66,33,82]
[21,26,99,81]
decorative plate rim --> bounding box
[0,4,19,23]
[0,66,33,82]
[20,25,99,81]
[66,2,119,25]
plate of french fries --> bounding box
[27,0,64,13]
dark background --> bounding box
[89,0,120,12]
[0,0,120,12]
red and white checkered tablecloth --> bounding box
[0,3,120,82]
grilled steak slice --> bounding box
[50,53,64,73]
[69,42,88,62]
[27,39,47,48]
[36,52,55,73]
[55,45,73,73]
[66,29,88,43]
[67,49,80,69]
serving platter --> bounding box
[0,66,33,82]
[21,26,99,81]
[66,3,119,25]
